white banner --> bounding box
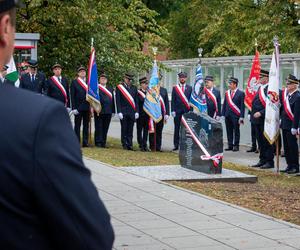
[264,48,280,144]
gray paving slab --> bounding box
[84,158,300,250]
[119,165,257,182]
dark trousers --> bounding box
[173,113,183,148]
[120,115,135,148]
[74,111,89,146]
[282,129,299,169]
[149,119,164,151]
[137,115,149,149]
[255,123,274,165]
[94,114,112,146]
[225,116,240,147]
[250,122,257,149]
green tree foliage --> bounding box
[17,0,167,83]
[166,0,300,58]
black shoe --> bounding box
[144,147,151,152]
[247,148,256,153]
[172,147,178,151]
[232,146,239,152]
[251,161,265,168]
[156,148,162,152]
[255,149,259,153]
[82,144,89,148]
[260,163,274,169]
[140,147,145,152]
[286,168,300,174]
[225,147,233,151]
[127,146,134,151]
[280,167,290,173]
[95,143,102,147]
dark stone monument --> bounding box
[179,112,223,174]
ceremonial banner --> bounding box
[190,64,207,113]
[264,45,280,144]
[6,56,20,87]
[143,60,162,123]
[87,48,101,114]
[244,50,261,110]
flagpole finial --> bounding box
[198,48,203,64]
[91,38,94,50]
[255,38,258,48]
[273,35,279,46]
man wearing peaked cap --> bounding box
[204,75,221,120]
[136,76,150,151]
[280,74,300,174]
[71,66,90,147]
[116,72,139,150]
[19,59,46,94]
[94,71,115,148]
[0,1,114,249]
[222,76,245,152]
[250,69,276,169]
[171,71,192,151]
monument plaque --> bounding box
[179,112,223,174]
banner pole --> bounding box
[276,137,279,173]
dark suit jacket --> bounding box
[206,88,221,118]
[70,78,90,112]
[171,84,192,114]
[222,88,245,119]
[115,82,139,118]
[250,85,267,125]
[19,72,46,94]
[0,84,114,250]
[280,90,300,130]
[137,89,148,118]
[160,86,170,116]
[46,76,70,107]
[99,85,115,115]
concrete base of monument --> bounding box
[119,165,257,183]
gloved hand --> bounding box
[66,107,72,113]
[72,109,79,115]
[253,112,261,118]
[135,113,139,120]
[215,116,220,121]
[247,114,251,121]
[239,118,244,124]
[118,113,123,120]
[171,111,176,118]
[164,115,169,121]
[291,128,297,135]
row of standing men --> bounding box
[15,60,300,174]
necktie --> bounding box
[58,77,61,83]
[181,84,184,92]
[31,74,35,83]
[231,90,235,99]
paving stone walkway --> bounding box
[86,158,300,250]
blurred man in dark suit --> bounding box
[204,75,221,120]
[0,1,114,249]
[222,77,245,152]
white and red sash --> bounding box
[77,77,88,91]
[258,85,267,108]
[225,90,240,116]
[204,87,218,118]
[117,84,136,111]
[51,76,68,106]
[282,88,294,122]
[138,89,146,99]
[99,84,113,100]
[174,85,190,110]
[159,96,166,116]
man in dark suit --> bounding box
[116,73,139,150]
[222,77,245,152]
[19,59,46,93]
[94,72,115,148]
[46,63,70,111]
[280,74,300,174]
[250,70,275,169]
[0,1,114,249]
[171,72,192,151]
[204,75,221,119]
[71,66,90,147]
[136,77,150,151]
[149,75,170,152]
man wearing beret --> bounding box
[71,66,90,147]
[137,76,150,151]
[279,74,300,174]
[250,70,275,169]
[171,71,192,151]
[94,72,115,148]
[222,77,245,152]
[0,1,114,249]
[46,63,70,111]
[204,75,221,119]
[116,73,139,150]
[19,59,46,93]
